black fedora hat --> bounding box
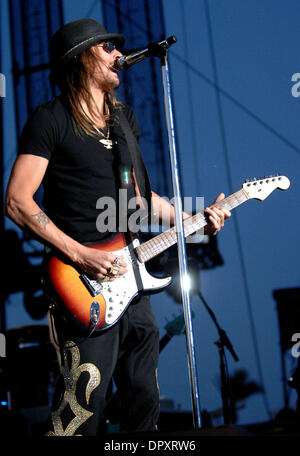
[49,18,125,84]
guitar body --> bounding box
[43,175,290,332]
[44,232,172,331]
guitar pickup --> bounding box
[80,274,103,297]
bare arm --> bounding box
[151,191,231,235]
[6,154,81,259]
[151,191,189,226]
[5,154,127,279]
[132,170,189,226]
[133,164,230,234]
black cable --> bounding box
[45,290,98,353]
[198,289,236,424]
[179,2,202,197]
[203,0,272,419]
[102,0,300,157]
[170,55,300,156]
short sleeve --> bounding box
[18,105,59,160]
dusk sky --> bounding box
[1,0,300,427]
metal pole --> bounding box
[0,2,6,333]
[160,52,202,429]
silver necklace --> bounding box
[93,124,115,150]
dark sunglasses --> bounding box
[98,41,117,53]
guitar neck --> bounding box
[136,188,249,263]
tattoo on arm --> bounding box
[31,211,50,230]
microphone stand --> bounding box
[150,38,202,429]
[197,290,239,425]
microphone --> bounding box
[115,36,177,70]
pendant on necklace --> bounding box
[99,138,114,149]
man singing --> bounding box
[5,18,230,435]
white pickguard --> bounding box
[92,238,171,328]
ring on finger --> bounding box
[111,264,121,276]
[113,258,122,266]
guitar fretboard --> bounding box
[135,189,248,263]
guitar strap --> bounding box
[116,109,153,220]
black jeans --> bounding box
[46,295,160,436]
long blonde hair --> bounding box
[58,47,123,137]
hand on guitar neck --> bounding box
[204,193,231,236]
[44,175,290,332]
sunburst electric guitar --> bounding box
[44,175,290,331]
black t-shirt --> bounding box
[19,95,140,243]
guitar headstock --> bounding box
[242,175,290,201]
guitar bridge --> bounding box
[80,274,103,297]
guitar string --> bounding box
[137,189,249,262]
[138,186,265,261]
[115,189,247,264]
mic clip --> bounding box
[115,35,177,70]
